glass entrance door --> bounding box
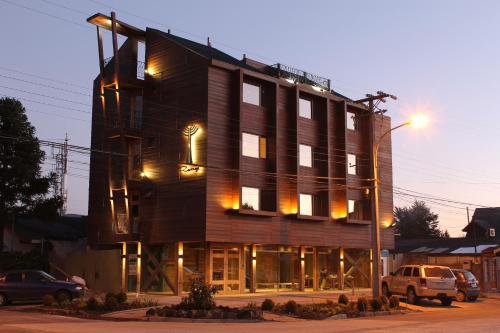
[210,246,241,293]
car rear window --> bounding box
[5,272,22,283]
[424,267,454,278]
[464,271,476,281]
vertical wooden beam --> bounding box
[136,241,142,294]
[339,247,345,290]
[326,99,332,221]
[313,247,319,291]
[205,242,211,284]
[295,86,300,214]
[370,248,373,288]
[175,241,184,296]
[239,245,245,293]
[299,246,305,291]
[121,242,127,292]
[250,244,257,293]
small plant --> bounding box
[241,203,254,210]
[357,297,368,312]
[179,277,219,310]
[378,295,389,306]
[115,292,127,304]
[104,294,118,311]
[389,295,400,309]
[42,294,54,306]
[86,297,99,311]
[370,298,382,311]
[284,300,298,314]
[338,294,349,305]
[56,292,70,305]
[261,298,275,311]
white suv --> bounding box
[382,265,457,306]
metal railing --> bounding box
[271,63,331,91]
[102,57,145,80]
[136,61,145,80]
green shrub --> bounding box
[179,277,219,310]
[104,294,118,311]
[378,295,389,306]
[261,298,275,311]
[370,298,382,311]
[115,292,127,304]
[357,297,368,312]
[56,292,70,305]
[284,300,298,314]
[86,297,99,311]
[338,293,349,305]
[389,295,400,309]
[42,294,54,306]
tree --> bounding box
[0,97,62,227]
[393,200,449,239]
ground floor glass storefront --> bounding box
[123,242,373,294]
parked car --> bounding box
[452,269,480,302]
[382,265,457,306]
[0,270,84,305]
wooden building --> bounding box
[86,13,395,294]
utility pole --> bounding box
[53,134,69,215]
[467,206,478,261]
[355,91,397,298]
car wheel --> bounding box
[441,298,453,306]
[0,293,7,306]
[406,288,419,305]
[456,291,466,302]
[382,283,391,297]
[468,296,478,302]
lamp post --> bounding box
[370,113,427,298]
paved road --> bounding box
[1,298,500,333]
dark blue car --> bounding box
[0,270,84,305]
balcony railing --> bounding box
[102,57,145,80]
[271,63,331,91]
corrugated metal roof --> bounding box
[429,248,449,254]
[449,245,495,254]
[410,247,433,253]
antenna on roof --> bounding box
[243,53,247,60]
[167,29,171,34]
[207,37,211,48]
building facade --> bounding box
[87,13,395,294]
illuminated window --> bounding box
[299,98,312,119]
[348,200,355,214]
[347,154,357,175]
[241,186,260,210]
[347,112,356,130]
[242,133,266,159]
[243,82,260,106]
[299,144,312,167]
[299,193,313,216]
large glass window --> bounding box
[346,112,356,130]
[299,98,312,119]
[347,154,357,175]
[243,82,260,106]
[299,193,313,216]
[242,133,266,159]
[299,144,312,167]
[241,186,260,210]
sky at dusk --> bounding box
[2,0,500,237]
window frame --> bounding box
[299,193,313,216]
[299,144,313,167]
[241,186,260,211]
[242,82,261,106]
[242,132,267,159]
[347,153,357,175]
[346,111,357,131]
[298,97,312,119]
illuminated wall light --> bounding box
[285,78,296,84]
[312,86,324,92]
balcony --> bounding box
[103,57,145,80]
[270,63,331,91]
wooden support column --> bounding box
[339,247,345,290]
[239,245,245,293]
[175,241,184,296]
[250,244,257,293]
[121,242,127,292]
[299,246,305,291]
[205,242,211,284]
[370,248,373,288]
[136,242,142,294]
[313,247,319,291]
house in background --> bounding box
[86,12,395,295]
[393,207,500,292]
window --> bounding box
[299,193,313,216]
[25,271,43,283]
[5,272,22,283]
[403,267,412,277]
[347,154,357,175]
[128,141,142,180]
[412,268,420,277]
[299,144,312,167]
[424,267,454,278]
[241,186,260,210]
[299,98,312,119]
[130,95,143,129]
[243,82,260,106]
[242,133,266,158]
[348,200,355,214]
[347,112,357,130]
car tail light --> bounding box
[419,278,427,287]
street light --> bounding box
[371,112,428,298]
